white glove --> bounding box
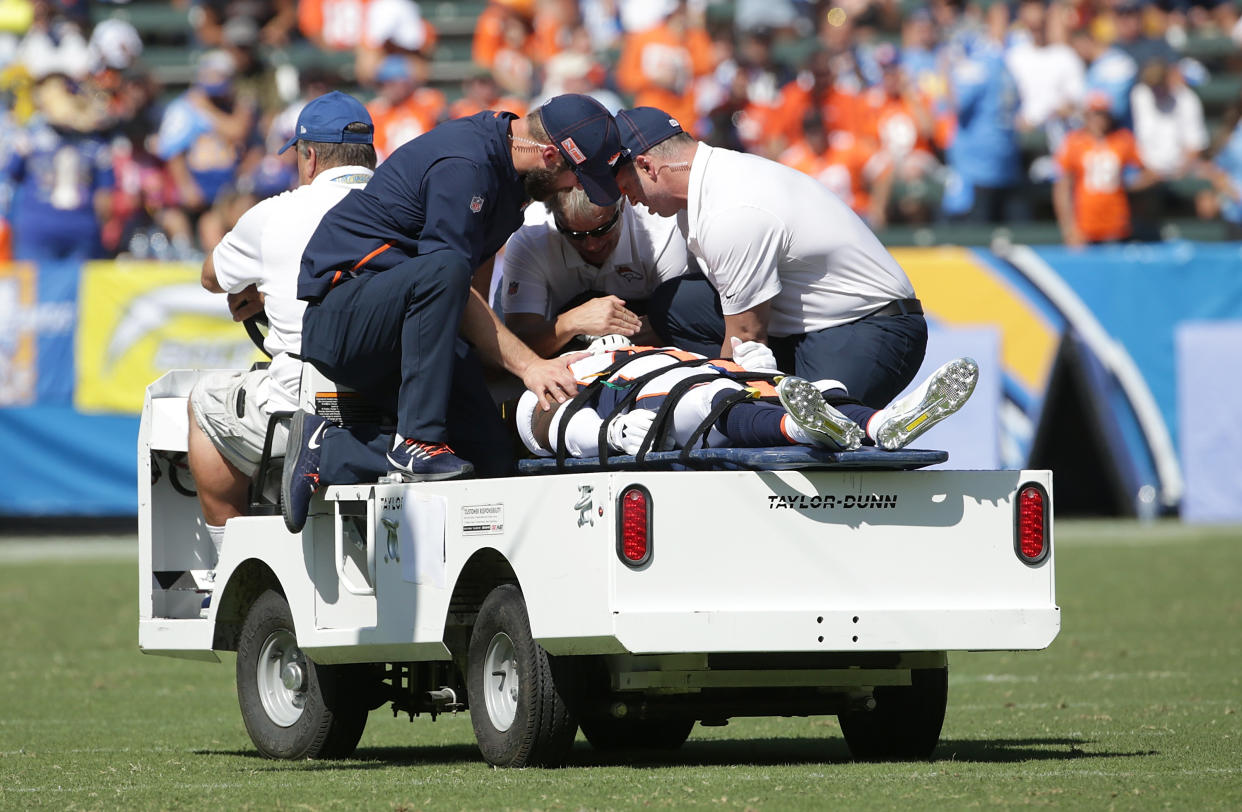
[606,409,656,455]
[586,333,634,355]
[730,337,779,372]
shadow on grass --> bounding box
[198,735,1156,770]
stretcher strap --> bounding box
[634,372,726,462]
[677,387,759,466]
[553,349,679,470]
[590,359,718,468]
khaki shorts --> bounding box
[190,368,288,477]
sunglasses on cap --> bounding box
[555,208,621,241]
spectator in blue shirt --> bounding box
[155,50,256,247]
[942,19,1025,223]
[1,82,114,262]
[1074,30,1140,130]
[1198,99,1242,238]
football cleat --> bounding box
[874,357,979,451]
[777,375,863,451]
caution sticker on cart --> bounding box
[462,503,504,536]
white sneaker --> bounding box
[777,376,863,451]
[873,358,978,451]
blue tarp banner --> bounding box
[1031,243,1242,451]
[0,406,138,517]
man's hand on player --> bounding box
[522,351,588,411]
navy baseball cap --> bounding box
[616,107,685,157]
[278,91,374,155]
[539,94,626,206]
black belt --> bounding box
[867,298,923,319]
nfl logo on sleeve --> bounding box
[470,195,484,213]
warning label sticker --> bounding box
[462,503,504,535]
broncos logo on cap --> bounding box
[560,137,587,165]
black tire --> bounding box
[236,589,369,759]
[837,666,948,761]
[466,584,578,767]
[579,716,694,751]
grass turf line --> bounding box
[0,520,1239,810]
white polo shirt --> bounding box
[501,199,689,319]
[1130,83,1208,176]
[684,142,915,337]
[211,165,374,413]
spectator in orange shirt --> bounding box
[780,112,892,227]
[1053,92,1155,246]
[772,49,867,152]
[530,0,581,65]
[297,0,436,85]
[472,0,536,69]
[862,44,940,223]
[729,26,795,157]
[616,1,716,136]
[366,55,445,161]
[447,67,527,120]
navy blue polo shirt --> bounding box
[298,111,526,302]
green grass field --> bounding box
[1,520,1240,810]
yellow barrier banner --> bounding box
[0,262,36,406]
[75,260,263,414]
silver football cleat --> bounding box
[874,357,979,451]
[777,376,864,451]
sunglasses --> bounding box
[555,208,621,241]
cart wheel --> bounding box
[236,589,368,759]
[466,584,578,767]
[580,716,694,751]
[837,666,948,761]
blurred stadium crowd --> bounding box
[1,0,1240,264]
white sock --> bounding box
[781,414,812,445]
[207,523,225,569]
[865,410,887,443]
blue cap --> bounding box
[615,107,685,156]
[539,93,627,206]
[376,54,412,83]
[278,91,374,155]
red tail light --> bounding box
[618,485,652,566]
[1015,483,1049,564]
